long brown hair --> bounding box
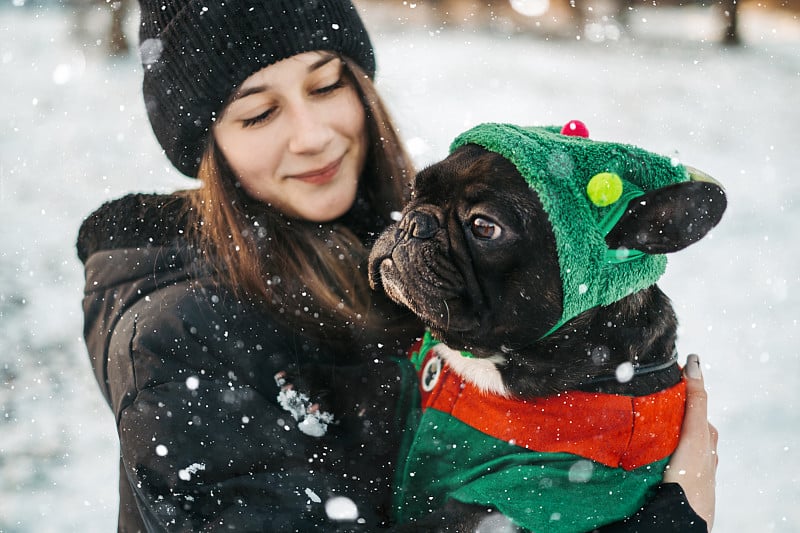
[183,56,415,343]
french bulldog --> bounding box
[367,122,726,532]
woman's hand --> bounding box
[663,353,719,531]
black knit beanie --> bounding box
[138,0,376,177]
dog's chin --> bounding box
[430,327,498,355]
[377,262,479,334]
[385,284,479,334]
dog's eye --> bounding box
[470,217,502,240]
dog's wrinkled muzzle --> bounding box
[402,209,441,240]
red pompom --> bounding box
[560,120,589,138]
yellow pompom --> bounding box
[586,172,623,207]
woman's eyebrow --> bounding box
[308,54,338,71]
[230,85,266,102]
[230,55,339,103]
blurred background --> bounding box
[1,0,798,531]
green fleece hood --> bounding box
[450,122,692,336]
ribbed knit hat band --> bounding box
[138,0,376,177]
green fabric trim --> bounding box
[450,124,686,335]
[391,356,422,512]
[597,188,645,243]
[540,186,646,338]
[395,408,668,532]
[410,331,440,371]
[410,330,471,372]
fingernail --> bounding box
[686,354,702,379]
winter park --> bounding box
[1,0,799,530]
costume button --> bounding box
[421,355,442,392]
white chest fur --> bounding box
[432,343,510,398]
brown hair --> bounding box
[183,56,415,342]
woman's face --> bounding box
[213,52,368,222]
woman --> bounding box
[77,0,718,530]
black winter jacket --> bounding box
[78,193,421,532]
[78,193,706,533]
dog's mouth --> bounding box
[372,258,414,311]
[371,256,480,333]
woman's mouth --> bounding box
[288,157,343,185]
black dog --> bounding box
[369,143,727,397]
[367,128,726,531]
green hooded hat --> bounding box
[450,122,692,337]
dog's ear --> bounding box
[605,173,727,254]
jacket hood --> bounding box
[77,193,189,265]
[77,193,200,403]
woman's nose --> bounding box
[287,103,333,154]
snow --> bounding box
[615,361,634,383]
[177,462,205,482]
[325,495,360,521]
[568,459,595,483]
[305,487,323,504]
[276,382,336,437]
[1,1,799,531]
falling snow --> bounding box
[305,487,322,504]
[139,38,163,66]
[177,462,205,481]
[615,362,635,383]
[1,3,799,531]
[325,495,359,521]
[185,375,200,390]
[567,460,595,483]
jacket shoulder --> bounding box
[104,278,298,414]
[76,192,190,264]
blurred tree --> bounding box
[69,0,134,56]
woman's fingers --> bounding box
[680,354,711,442]
[684,353,708,411]
[663,354,718,531]
[709,422,719,467]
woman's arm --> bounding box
[108,288,398,531]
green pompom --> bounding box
[586,172,623,207]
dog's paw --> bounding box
[274,371,336,437]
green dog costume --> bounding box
[393,121,715,532]
[396,333,685,532]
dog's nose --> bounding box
[405,210,439,239]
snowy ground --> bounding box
[1,1,798,531]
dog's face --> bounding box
[369,145,563,353]
[370,140,726,362]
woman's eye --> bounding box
[470,217,502,240]
[312,79,345,96]
[242,108,274,128]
